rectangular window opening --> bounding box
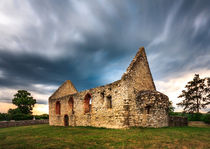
[107,95,112,109]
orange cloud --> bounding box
[0,102,16,113]
[0,102,48,115]
[32,104,49,115]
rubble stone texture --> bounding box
[49,47,170,128]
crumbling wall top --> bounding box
[121,47,156,91]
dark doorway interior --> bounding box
[64,115,69,126]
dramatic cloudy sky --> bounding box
[0,0,210,114]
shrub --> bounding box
[35,114,49,120]
[187,113,203,121]
[0,113,10,121]
[169,112,185,117]
[202,114,210,124]
[169,112,178,116]
[169,112,210,123]
[10,113,33,121]
[8,108,22,115]
[0,112,49,121]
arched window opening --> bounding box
[68,97,74,113]
[55,101,61,115]
[145,105,151,114]
[84,93,91,113]
[106,95,112,109]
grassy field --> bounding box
[0,125,210,149]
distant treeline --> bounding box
[170,112,210,124]
[0,113,49,121]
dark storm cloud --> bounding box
[146,0,210,79]
[0,49,103,91]
[0,0,210,106]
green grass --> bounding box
[0,125,210,149]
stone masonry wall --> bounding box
[49,80,130,129]
[119,47,169,127]
[128,90,169,127]
[50,80,77,99]
[169,116,188,127]
[0,120,49,128]
[49,47,170,128]
[122,47,156,92]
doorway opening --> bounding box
[64,115,69,126]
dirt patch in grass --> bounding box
[188,121,210,128]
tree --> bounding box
[204,78,210,105]
[169,101,175,112]
[168,101,175,115]
[177,74,210,113]
[8,108,22,115]
[12,90,36,114]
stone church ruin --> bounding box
[49,47,169,128]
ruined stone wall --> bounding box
[122,47,156,92]
[49,82,169,128]
[169,116,188,127]
[49,80,130,129]
[0,120,49,128]
[119,47,169,128]
[128,90,169,127]
[49,47,170,128]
